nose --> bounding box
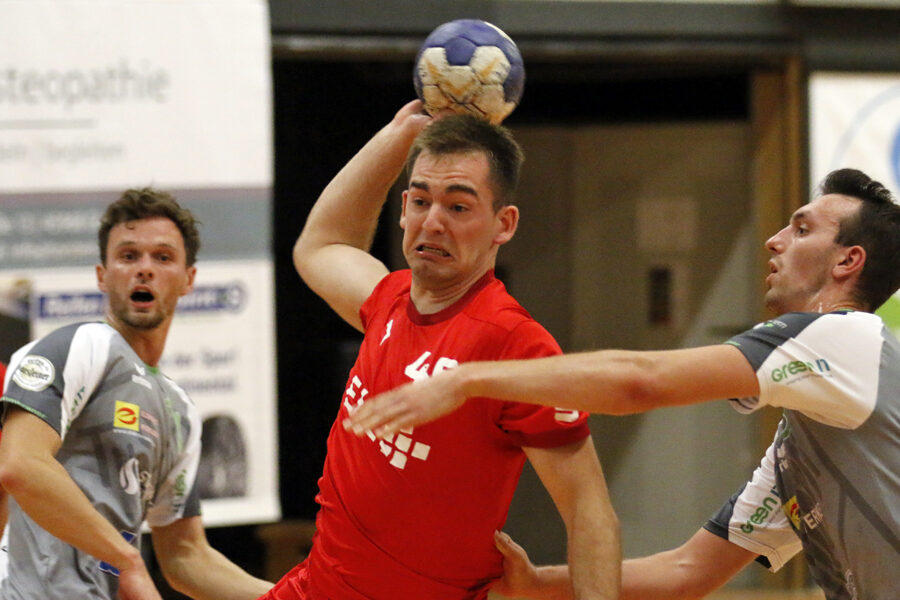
[765,225,788,254]
[135,254,155,279]
[422,204,445,233]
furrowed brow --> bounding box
[446,183,478,197]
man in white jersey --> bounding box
[0,189,273,600]
[347,168,900,600]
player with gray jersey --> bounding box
[1,321,201,599]
[707,309,900,599]
[0,189,271,600]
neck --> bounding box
[410,268,492,315]
[801,293,864,314]
[106,314,170,366]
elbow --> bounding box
[0,457,32,497]
[292,235,312,279]
[158,551,199,598]
[666,547,730,599]
[668,564,722,599]
[612,353,672,415]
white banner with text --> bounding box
[0,0,278,526]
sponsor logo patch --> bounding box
[114,400,140,431]
[11,355,55,392]
[741,487,780,533]
[554,408,581,423]
[120,457,142,495]
[770,358,831,383]
[783,495,801,530]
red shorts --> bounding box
[258,560,312,600]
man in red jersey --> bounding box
[263,101,620,600]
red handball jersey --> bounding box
[301,270,590,600]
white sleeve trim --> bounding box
[60,324,114,441]
[755,313,881,429]
[723,442,803,572]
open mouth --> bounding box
[131,290,155,303]
[417,244,450,257]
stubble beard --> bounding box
[111,302,166,331]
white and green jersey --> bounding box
[0,322,202,600]
[706,310,900,600]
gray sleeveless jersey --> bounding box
[0,322,202,600]
[705,311,900,600]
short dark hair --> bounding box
[405,115,524,210]
[821,168,900,311]
[98,188,201,266]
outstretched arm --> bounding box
[523,437,621,600]
[493,527,756,600]
[620,528,756,599]
[293,100,432,331]
[0,407,161,600]
[345,345,759,437]
[152,516,272,600]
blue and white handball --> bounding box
[414,19,525,124]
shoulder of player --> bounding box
[12,321,114,368]
[373,270,412,300]
[361,270,411,321]
[743,310,879,340]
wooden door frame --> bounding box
[749,55,811,590]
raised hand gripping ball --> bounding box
[414,19,525,124]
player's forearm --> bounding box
[620,528,757,600]
[461,346,754,416]
[0,453,141,572]
[621,552,701,600]
[461,350,653,415]
[162,544,273,600]
[528,565,577,600]
[566,492,621,599]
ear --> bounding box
[96,264,108,293]
[181,265,197,297]
[399,189,408,230]
[833,245,866,280]
[493,205,519,246]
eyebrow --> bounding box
[114,240,178,252]
[790,209,809,224]
[409,180,479,198]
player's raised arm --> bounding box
[293,100,432,331]
[345,344,759,437]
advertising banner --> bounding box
[809,72,900,336]
[0,0,278,526]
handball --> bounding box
[413,19,525,124]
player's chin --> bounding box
[409,262,455,283]
[123,311,166,331]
